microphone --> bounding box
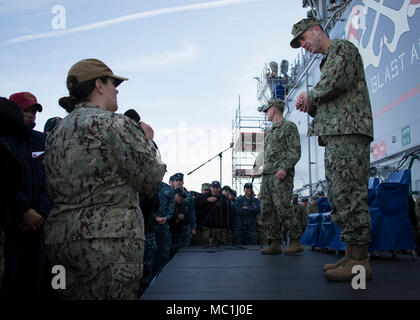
[124,109,141,122]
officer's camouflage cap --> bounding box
[290,18,321,48]
[201,183,211,190]
[66,58,128,92]
[257,100,285,113]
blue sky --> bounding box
[0,0,308,192]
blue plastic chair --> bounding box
[369,169,416,251]
[385,169,411,185]
[368,177,380,207]
[300,213,322,246]
[318,212,345,250]
[317,197,332,213]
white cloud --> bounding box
[3,0,257,45]
[115,43,200,71]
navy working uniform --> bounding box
[152,182,174,276]
[233,188,260,245]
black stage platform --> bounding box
[141,245,420,300]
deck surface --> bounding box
[141,245,420,300]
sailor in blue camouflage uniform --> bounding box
[233,183,260,245]
[172,173,197,247]
[292,18,374,281]
[152,181,174,276]
[169,188,190,259]
[44,59,166,299]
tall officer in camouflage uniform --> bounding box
[256,211,268,246]
[152,181,174,277]
[257,100,302,255]
[172,173,197,247]
[292,194,307,237]
[233,183,260,245]
[44,59,166,299]
[291,18,374,281]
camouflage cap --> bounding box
[201,183,211,190]
[257,100,285,113]
[290,18,321,48]
[66,58,128,92]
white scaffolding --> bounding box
[231,97,270,196]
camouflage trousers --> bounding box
[260,173,301,240]
[140,233,157,296]
[200,227,232,245]
[293,205,307,236]
[182,225,192,247]
[323,134,371,245]
[152,224,171,276]
[169,233,184,260]
[46,238,143,300]
[256,227,269,245]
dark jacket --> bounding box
[1,125,52,228]
[0,97,25,137]
[169,202,190,235]
[0,112,53,298]
[0,98,25,213]
[193,191,210,229]
[195,193,233,230]
[139,191,160,234]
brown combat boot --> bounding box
[284,239,304,255]
[324,244,372,282]
[260,239,282,255]
[323,243,351,272]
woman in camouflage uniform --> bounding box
[43,59,166,299]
